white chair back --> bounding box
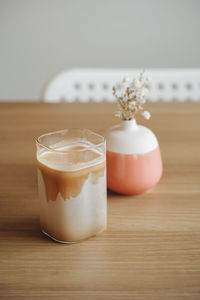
[42,69,200,102]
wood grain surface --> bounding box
[0,102,200,299]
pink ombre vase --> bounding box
[106,119,163,195]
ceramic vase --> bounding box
[106,119,163,195]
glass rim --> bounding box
[36,128,105,154]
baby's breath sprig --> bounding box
[112,72,151,121]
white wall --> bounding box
[0,0,199,100]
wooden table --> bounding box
[1,102,200,299]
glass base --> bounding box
[42,229,98,244]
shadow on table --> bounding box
[107,188,139,199]
[1,216,55,244]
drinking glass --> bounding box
[36,129,107,243]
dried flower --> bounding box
[141,110,151,120]
[113,71,151,121]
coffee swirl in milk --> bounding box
[37,144,107,243]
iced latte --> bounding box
[36,129,107,243]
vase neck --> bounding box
[120,119,137,130]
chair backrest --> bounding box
[42,69,200,102]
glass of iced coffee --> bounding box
[36,129,107,243]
